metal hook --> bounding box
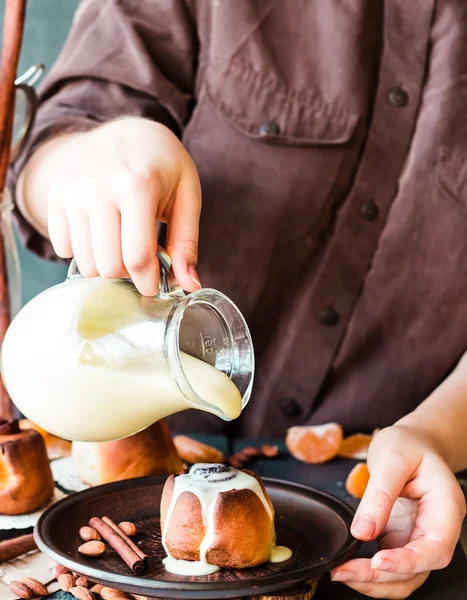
[15,64,44,87]
[9,64,44,163]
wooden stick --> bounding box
[0,0,26,164]
[0,534,37,562]
[102,516,147,561]
[0,0,27,419]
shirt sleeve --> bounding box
[8,0,198,261]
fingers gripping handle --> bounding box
[67,246,185,298]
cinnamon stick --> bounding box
[101,517,147,561]
[0,534,37,562]
[88,517,146,573]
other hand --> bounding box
[330,425,466,598]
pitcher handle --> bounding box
[67,246,185,297]
[156,246,185,297]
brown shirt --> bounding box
[10,0,467,438]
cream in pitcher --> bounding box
[1,248,254,441]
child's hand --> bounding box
[23,118,202,296]
[331,425,466,598]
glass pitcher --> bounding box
[0,247,254,441]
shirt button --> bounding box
[388,87,409,108]
[259,121,281,136]
[317,305,340,327]
[359,200,379,221]
[280,398,302,418]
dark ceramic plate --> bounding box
[35,476,360,599]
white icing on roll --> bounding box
[162,464,291,576]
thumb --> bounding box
[166,171,202,292]
[351,436,416,541]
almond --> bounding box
[235,450,253,462]
[79,526,101,542]
[229,455,244,468]
[78,540,106,557]
[7,581,33,599]
[58,573,76,591]
[70,587,95,600]
[22,578,48,596]
[90,584,103,594]
[76,576,90,587]
[241,446,261,457]
[173,435,224,464]
[117,521,137,537]
[53,564,71,578]
[261,444,279,457]
[100,588,132,600]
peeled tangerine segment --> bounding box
[286,423,343,464]
[345,463,370,499]
[338,433,373,460]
